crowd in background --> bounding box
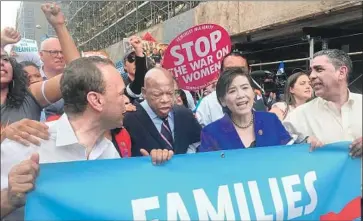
[0,2,362,220]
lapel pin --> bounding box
[258,130,263,135]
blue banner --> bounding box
[25,142,361,221]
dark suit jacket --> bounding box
[123,102,202,156]
[200,112,292,152]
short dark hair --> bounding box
[19,61,39,70]
[61,56,114,115]
[175,89,188,108]
[216,67,252,107]
[313,49,353,78]
[220,51,250,72]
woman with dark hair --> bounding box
[172,77,196,110]
[1,48,43,125]
[199,67,293,152]
[174,89,189,108]
[270,72,313,121]
[20,61,42,86]
[196,51,267,128]
[1,15,79,126]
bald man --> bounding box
[39,37,66,119]
[39,37,65,79]
[123,67,202,160]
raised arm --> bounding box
[125,36,147,99]
[41,2,80,63]
[1,27,21,49]
[29,2,80,107]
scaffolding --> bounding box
[61,1,200,51]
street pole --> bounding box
[308,35,314,65]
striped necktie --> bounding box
[160,118,173,150]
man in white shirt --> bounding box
[1,56,125,219]
[283,49,362,157]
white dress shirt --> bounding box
[195,91,223,127]
[283,92,362,144]
[1,114,119,220]
[1,114,120,190]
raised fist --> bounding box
[1,27,21,47]
[41,3,65,27]
[129,36,143,50]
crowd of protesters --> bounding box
[0,2,361,220]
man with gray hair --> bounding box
[283,49,362,157]
[39,37,65,79]
[39,37,66,120]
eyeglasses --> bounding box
[42,50,63,57]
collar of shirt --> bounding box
[40,65,47,80]
[54,114,111,149]
[319,89,356,107]
[55,114,80,147]
[140,100,175,135]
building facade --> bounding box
[61,1,200,52]
[16,1,58,46]
[101,1,362,93]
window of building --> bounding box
[26,8,34,17]
[47,25,56,36]
[27,34,35,39]
[24,22,33,29]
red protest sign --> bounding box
[162,24,231,91]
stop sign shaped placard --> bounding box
[162,24,231,91]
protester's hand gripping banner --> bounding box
[25,142,361,221]
[162,24,231,91]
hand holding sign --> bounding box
[7,153,39,208]
[41,3,65,28]
[1,27,21,47]
[349,136,362,157]
[308,136,324,152]
[163,24,231,91]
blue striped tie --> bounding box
[160,118,173,150]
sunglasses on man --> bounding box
[124,52,136,63]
